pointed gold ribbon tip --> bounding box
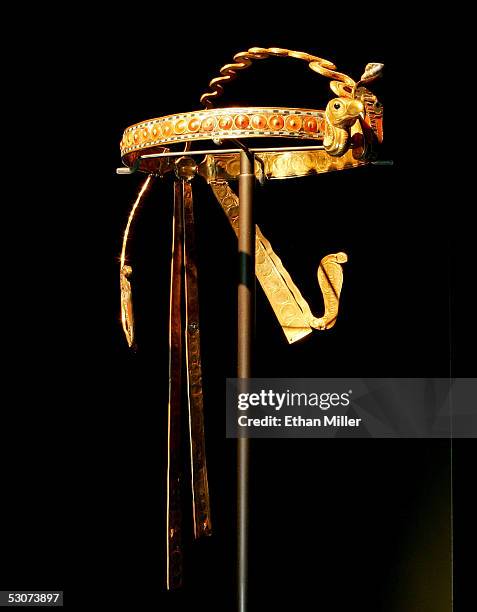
[120,175,152,347]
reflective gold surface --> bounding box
[199,146,366,182]
[200,46,336,108]
[119,148,359,347]
[196,46,384,158]
[209,180,347,343]
[119,175,152,347]
[120,107,325,160]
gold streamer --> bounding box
[120,175,152,347]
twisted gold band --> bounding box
[198,47,353,108]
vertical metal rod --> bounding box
[237,150,255,612]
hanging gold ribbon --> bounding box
[119,175,152,347]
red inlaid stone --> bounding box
[303,117,318,132]
[251,114,267,129]
[174,119,187,134]
[375,117,384,143]
[142,128,149,141]
[188,118,201,132]
[151,124,161,138]
[269,115,285,130]
[218,115,233,130]
[235,114,250,129]
[162,122,173,137]
[201,117,215,132]
[133,130,139,143]
[285,115,302,131]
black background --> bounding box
[2,16,475,612]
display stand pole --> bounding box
[237,149,255,612]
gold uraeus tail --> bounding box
[209,180,347,343]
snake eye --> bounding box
[333,102,341,110]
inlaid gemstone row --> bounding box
[121,110,325,153]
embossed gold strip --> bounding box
[199,147,366,182]
[209,180,348,342]
[209,180,312,343]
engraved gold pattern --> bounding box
[209,180,347,342]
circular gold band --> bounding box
[120,107,325,159]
